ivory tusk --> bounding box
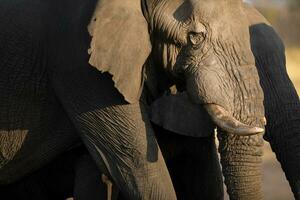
[204,104,265,136]
[101,174,113,200]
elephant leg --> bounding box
[51,70,176,200]
[73,103,176,200]
[153,124,224,200]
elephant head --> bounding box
[88,0,266,199]
[146,0,265,135]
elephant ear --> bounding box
[151,91,215,137]
[88,0,151,103]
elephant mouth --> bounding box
[204,104,265,136]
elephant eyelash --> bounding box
[182,19,192,29]
[188,31,206,48]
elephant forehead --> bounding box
[167,0,242,21]
[191,0,241,14]
[157,0,250,40]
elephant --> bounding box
[150,3,300,199]
[0,0,271,199]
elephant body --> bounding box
[1,1,177,199]
[0,0,80,183]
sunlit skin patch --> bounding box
[150,0,265,136]
[0,130,28,161]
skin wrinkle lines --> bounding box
[0,130,28,161]
[213,39,258,122]
[150,1,265,198]
[4,1,294,199]
[153,0,188,46]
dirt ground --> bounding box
[224,48,300,200]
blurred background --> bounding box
[224,1,300,199]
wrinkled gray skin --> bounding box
[0,0,272,199]
[152,4,300,199]
[144,1,265,199]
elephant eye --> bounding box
[188,31,206,47]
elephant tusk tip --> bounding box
[102,174,113,200]
[263,117,267,126]
[204,104,265,136]
[250,126,265,134]
[232,126,265,136]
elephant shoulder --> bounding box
[0,1,49,40]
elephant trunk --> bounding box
[185,53,265,136]
[216,94,264,200]
[216,98,265,200]
[185,55,265,199]
[218,130,264,200]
